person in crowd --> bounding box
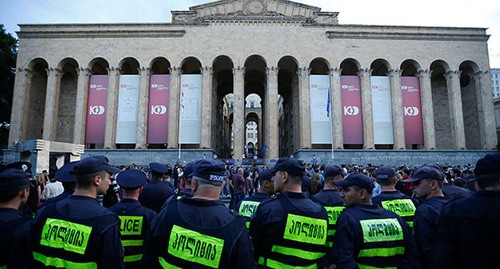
[139,162,174,212]
[43,171,64,200]
[250,157,331,268]
[331,173,420,269]
[31,155,124,268]
[310,164,346,248]
[6,161,40,218]
[109,169,157,268]
[372,166,419,232]
[402,165,452,268]
[144,159,255,268]
[38,160,79,209]
[231,167,246,210]
[432,153,500,269]
[237,168,275,228]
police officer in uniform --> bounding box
[109,169,157,268]
[372,166,419,232]
[31,156,124,268]
[139,162,174,212]
[237,168,275,229]
[0,168,33,268]
[310,164,346,248]
[331,173,420,268]
[432,153,500,269]
[38,160,79,209]
[250,157,332,268]
[6,161,39,218]
[144,159,255,268]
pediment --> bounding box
[172,0,338,25]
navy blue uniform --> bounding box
[38,189,73,210]
[109,198,157,268]
[432,191,500,269]
[139,181,174,212]
[0,208,32,269]
[332,204,420,269]
[250,192,331,268]
[311,189,345,248]
[372,191,419,231]
[442,183,474,199]
[237,192,271,228]
[144,197,255,268]
[31,195,124,268]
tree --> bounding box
[0,24,18,150]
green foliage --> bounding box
[0,24,18,149]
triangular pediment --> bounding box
[172,0,338,25]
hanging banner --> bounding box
[401,77,424,144]
[309,75,332,144]
[179,74,202,144]
[116,75,140,144]
[147,75,170,144]
[371,76,394,144]
[85,75,108,144]
[341,76,363,144]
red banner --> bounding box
[401,77,424,144]
[85,75,108,144]
[341,76,363,144]
[147,75,170,144]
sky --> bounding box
[1,0,500,67]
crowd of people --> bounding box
[0,152,498,268]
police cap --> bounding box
[403,165,444,183]
[192,159,226,182]
[0,168,31,189]
[270,157,305,176]
[374,166,396,180]
[474,153,500,176]
[116,169,147,189]
[55,161,79,183]
[149,162,167,174]
[259,169,274,182]
[324,165,346,178]
[333,173,374,192]
[5,161,33,176]
[183,162,194,179]
[71,156,120,176]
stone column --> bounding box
[200,66,213,149]
[330,68,343,149]
[418,70,436,149]
[42,67,62,141]
[233,66,245,160]
[73,67,90,145]
[266,66,279,159]
[298,67,312,149]
[445,70,466,149]
[8,68,32,146]
[389,69,405,149]
[136,67,150,149]
[104,67,119,149]
[168,67,180,148]
[358,68,374,149]
[474,71,497,149]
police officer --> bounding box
[6,161,39,218]
[372,166,419,232]
[109,169,156,268]
[331,173,420,268]
[250,157,331,268]
[31,155,124,268]
[402,165,452,268]
[139,162,174,212]
[0,168,33,268]
[144,159,255,268]
[38,160,79,209]
[237,168,275,229]
[310,164,346,248]
[432,153,500,269]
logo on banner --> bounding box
[89,106,105,115]
[404,107,420,116]
[151,105,167,115]
[121,84,128,88]
[151,84,158,88]
[90,84,97,89]
[344,106,360,116]
[311,84,318,88]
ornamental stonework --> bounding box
[244,0,267,15]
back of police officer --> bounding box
[250,157,332,268]
[31,156,124,268]
[109,169,157,268]
[139,162,174,212]
[332,173,420,269]
[144,159,255,269]
[238,168,275,229]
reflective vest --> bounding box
[380,199,416,231]
[323,205,345,248]
[32,204,119,269]
[258,194,329,269]
[118,215,146,266]
[238,200,261,228]
[157,199,246,269]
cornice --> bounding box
[17,29,186,39]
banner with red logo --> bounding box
[116,75,140,144]
[401,77,424,144]
[309,75,332,144]
[147,75,170,144]
[371,76,394,144]
[85,75,108,144]
[179,75,202,144]
[341,76,363,144]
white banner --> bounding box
[371,76,394,144]
[179,74,202,144]
[309,75,332,144]
[116,75,140,144]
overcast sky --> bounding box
[1,0,500,67]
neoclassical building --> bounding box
[5,0,498,171]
